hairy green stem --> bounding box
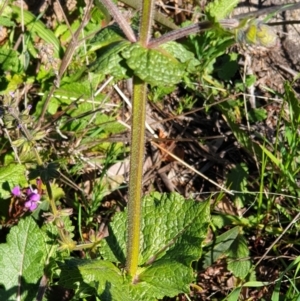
[32,146,58,216]
[139,0,155,46]
[121,0,178,30]
[126,77,147,277]
[148,20,213,48]
[16,118,58,216]
[125,0,154,279]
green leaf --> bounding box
[0,0,12,17]
[226,234,251,279]
[0,217,46,301]
[89,40,132,80]
[0,164,27,199]
[0,48,21,72]
[11,5,61,58]
[28,163,60,183]
[188,30,234,75]
[0,16,15,27]
[226,163,249,208]
[205,0,239,22]
[243,281,269,287]
[245,74,257,87]
[226,287,242,301]
[122,43,185,86]
[202,226,239,268]
[59,259,128,299]
[60,193,210,300]
[140,193,210,265]
[259,144,282,167]
[248,108,267,122]
[160,41,200,72]
[89,24,127,53]
[217,53,238,80]
[284,81,300,125]
[100,192,210,300]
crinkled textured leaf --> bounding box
[0,164,27,199]
[130,261,192,300]
[227,234,251,279]
[205,0,239,21]
[0,217,46,301]
[89,24,127,52]
[99,213,127,263]
[99,192,210,300]
[89,40,132,80]
[160,41,200,73]
[139,193,210,265]
[59,259,128,300]
[122,43,185,86]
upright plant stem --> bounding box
[126,77,147,277]
[139,0,155,46]
[126,0,155,278]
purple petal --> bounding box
[28,193,41,202]
[25,200,38,211]
[27,188,37,196]
[12,186,21,196]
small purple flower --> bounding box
[12,186,21,197]
[24,200,38,211]
[27,192,41,202]
[25,190,41,211]
[12,185,41,212]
